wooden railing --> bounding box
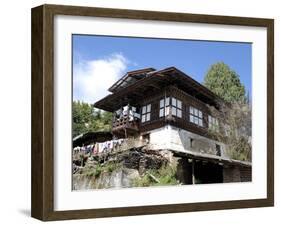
[112,116,139,132]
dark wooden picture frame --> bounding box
[31,4,274,221]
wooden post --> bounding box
[192,159,195,185]
[124,128,127,138]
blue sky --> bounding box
[73,34,252,104]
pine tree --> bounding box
[204,62,246,103]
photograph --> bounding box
[30,4,274,221]
[71,35,252,190]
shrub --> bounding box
[133,163,179,187]
[104,161,120,173]
[93,165,102,177]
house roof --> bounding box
[73,131,113,147]
[108,67,156,93]
[173,148,252,167]
[94,67,224,112]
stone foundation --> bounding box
[146,125,227,157]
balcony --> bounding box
[112,116,140,138]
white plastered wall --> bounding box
[148,125,227,157]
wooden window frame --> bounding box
[159,97,170,118]
[189,106,204,127]
[171,97,182,118]
[141,104,151,123]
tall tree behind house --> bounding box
[204,62,251,161]
[204,62,246,103]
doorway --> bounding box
[194,160,223,184]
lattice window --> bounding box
[171,97,182,118]
[141,104,151,123]
[159,97,170,118]
[189,106,203,127]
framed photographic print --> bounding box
[31,4,274,221]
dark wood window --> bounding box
[141,104,151,123]
[189,106,203,127]
[171,97,182,118]
[159,97,170,117]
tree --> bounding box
[208,102,252,161]
[72,101,112,138]
[204,62,246,103]
[204,63,251,161]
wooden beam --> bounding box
[192,159,195,184]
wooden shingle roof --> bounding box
[94,67,224,112]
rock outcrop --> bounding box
[72,147,175,190]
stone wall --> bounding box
[147,125,227,158]
[142,125,252,184]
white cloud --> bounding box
[73,53,128,104]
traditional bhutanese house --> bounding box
[94,67,251,184]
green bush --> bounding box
[133,163,179,187]
[93,164,102,177]
[83,162,121,179]
[104,161,120,173]
[155,163,178,186]
[133,174,152,187]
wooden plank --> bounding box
[31,5,44,220]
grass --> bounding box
[104,161,121,173]
[82,161,121,178]
[133,174,152,187]
[133,163,179,187]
